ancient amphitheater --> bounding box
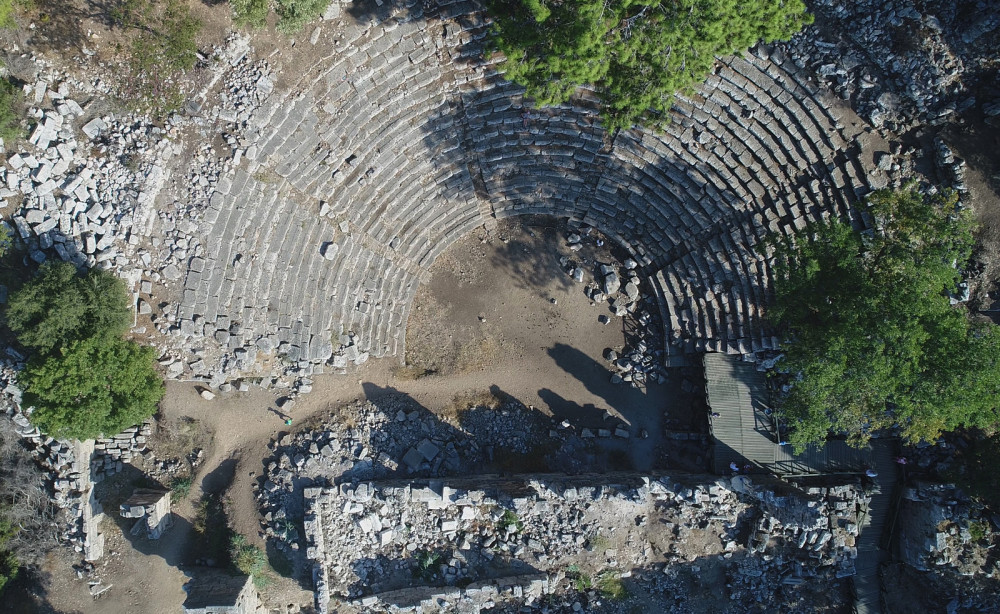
[164,0,884,373]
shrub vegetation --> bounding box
[0,75,24,144]
[486,0,812,132]
[767,184,1000,449]
[275,0,328,33]
[110,0,201,112]
[232,0,269,28]
[21,336,164,440]
[6,261,131,356]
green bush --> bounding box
[0,517,18,596]
[22,336,164,440]
[6,261,132,356]
[275,0,327,33]
[0,76,23,143]
[230,534,267,577]
[767,184,1000,449]
[0,224,12,259]
[232,0,268,28]
[968,520,990,542]
[129,0,200,73]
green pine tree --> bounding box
[487,0,812,132]
[767,184,1000,449]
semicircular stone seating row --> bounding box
[178,0,879,364]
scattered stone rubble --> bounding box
[254,395,657,568]
[783,0,999,131]
[0,37,332,394]
[300,474,865,613]
[897,482,998,577]
[558,227,667,387]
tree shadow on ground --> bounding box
[0,566,84,614]
[20,0,126,55]
[200,456,238,495]
[485,217,578,294]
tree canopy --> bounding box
[20,336,164,440]
[768,185,1000,449]
[6,261,132,356]
[487,0,812,132]
[5,261,163,440]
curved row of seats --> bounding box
[185,4,877,361]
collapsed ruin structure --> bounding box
[1,0,998,611]
[120,488,172,540]
[302,474,869,613]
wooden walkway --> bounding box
[704,353,775,474]
[853,441,898,614]
[704,354,874,475]
[702,353,897,614]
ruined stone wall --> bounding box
[304,473,868,613]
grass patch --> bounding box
[567,564,591,591]
[169,475,192,500]
[192,494,229,565]
[455,333,503,373]
[587,533,610,552]
[252,169,278,183]
[110,0,201,114]
[498,509,524,533]
[595,571,627,600]
[393,364,435,381]
[154,416,210,470]
[0,0,31,28]
[230,534,266,575]
[275,0,327,33]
